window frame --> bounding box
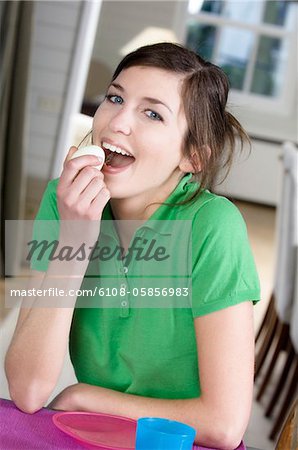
[173,1,297,116]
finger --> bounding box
[89,186,111,213]
[63,146,78,169]
[59,166,103,208]
[70,165,104,194]
[79,176,106,207]
[60,155,104,188]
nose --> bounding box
[108,107,132,135]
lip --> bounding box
[102,163,133,175]
[101,137,134,157]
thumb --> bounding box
[63,146,78,169]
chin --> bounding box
[108,189,130,200]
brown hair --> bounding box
[111,42,249,202]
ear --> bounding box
[179,145,211,174]
[179,152,201,174]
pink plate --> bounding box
[52,411,136,449]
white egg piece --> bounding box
[70,145,105,169]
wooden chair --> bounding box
[255,302,298,441]
[275,398,298,450]
[265,337,296,418]
[270,358,298,441]
[255,293,274,344]
[254,142,298,443]
[256,322,290,401]
[254,294,279,380]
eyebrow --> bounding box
[109,82,173,114]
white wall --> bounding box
[26,1,82,180]
[216,139,282,205]
[93,1,179,73]
[232,95,298,145]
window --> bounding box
[177,0,297,113]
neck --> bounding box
[110,190,166,253]
[110,196,157,221]
[110,174,184,221]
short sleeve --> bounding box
[191,196,260,317]
[30,178,60,272]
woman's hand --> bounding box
[56,146,110,245]
[57,146,110,221]
[48,383,81,411]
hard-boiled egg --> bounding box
[70,145,105,170]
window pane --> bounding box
[263,0,292,27]
[186,22,217,61]
[201,0,223,14]
[188,0,223,16]
[215,27,254,90]
[250,35,287,97]
[223,0,263,25]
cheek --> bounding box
[93,103,115,128]
[93,108,106,129]
[92,114,101,135]
[140,137,182,167]
[139,133,170,161]
[142,129,182,160]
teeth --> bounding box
[102,142,132,157]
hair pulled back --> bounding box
[112,42,249,201]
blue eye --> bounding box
[107,94,123,104]
[145,110,163,121]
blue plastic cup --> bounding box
[135,417,196,450]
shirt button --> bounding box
[123,266,128,274]
[121,300,128,307]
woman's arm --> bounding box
[50,301,255,450]
[4,263,88,414]
[5,148,110,414]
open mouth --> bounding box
[102,141,135,168]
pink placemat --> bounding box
[0,398,246,449]
[0,398,93,449]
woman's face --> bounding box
[93,66,191,203]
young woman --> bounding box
[5,43,260,450]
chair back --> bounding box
[275,398,298,450]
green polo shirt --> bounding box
[30,174,260,399]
